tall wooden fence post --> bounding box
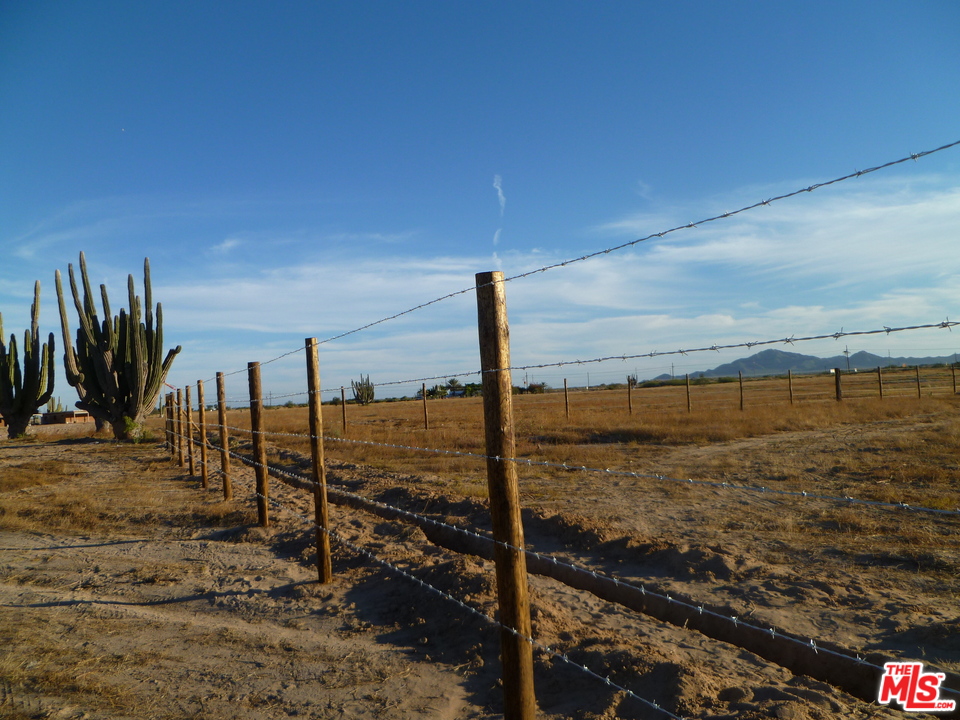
[834,369,843,401]
[248,362,270,527]
[788,370,794,405]
[627,375,633,415]
[197,379,209,489]
[685,373,692,412]
[176,388,185,467]
[186,385,197,475]
[877,366,884,400]
[340,387,347,434]
[306,338,333,584]
[165,392,174,453]
[953,365,957,395]
[216,372,232,500]
[475,271,536,720]
[916,366,922,398]
[422,383,429,430]
[563,378,569,419]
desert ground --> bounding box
[2,383,959,719]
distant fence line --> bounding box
[552,363,960,418]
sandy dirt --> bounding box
[1,417,958,719]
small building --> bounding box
[41,410,94,424]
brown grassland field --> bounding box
[2,367,959,719]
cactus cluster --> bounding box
[56,252,181,441]
[351,374,375,405]
[0,282,55,438]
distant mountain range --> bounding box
[653,349,960,380]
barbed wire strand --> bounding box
[198,139,960,384]
[196,439,690,718]
[200,317,958,397]
[182,435,959,701]
[211,423,960,518]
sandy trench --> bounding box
[1,421,958,720]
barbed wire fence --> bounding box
[160,141,960,718]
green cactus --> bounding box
[0,281,55,438]
[56,252,181,441]
[351,374,375,405]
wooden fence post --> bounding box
[197,379,209,489]
[916,366,922,398]
[953,365,957,395]
[176,388,184,467]
[834,369,843,401]
[877,366,884,400]
[627,376,633,415]
[216,372,232,501]
[340,386,347,434]
[165,392,174,453]
[563,378,569,419]
[475,271,536,720]
[185,384,196,476]
[248,362,270,527]
[422,383,429,431]
[305,338,332,584]
[788,370,794,405]
[685,373,692,412]
[738,371,744,411]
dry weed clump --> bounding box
[0,458,83,492]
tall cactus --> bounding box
[0,281,55,438]
[351,374,375,405]
[56,252,181,441]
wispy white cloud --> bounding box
[210,238,241,254]
[493,174,506,216]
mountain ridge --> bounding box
[652,348,959,380]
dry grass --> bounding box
[143,376,960,572]
[193,378,959,481]
[0,440,257,535]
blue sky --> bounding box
[2,2,960,402]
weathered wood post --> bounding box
[953,365,957,395]
[216,372,232,500]
[305,338,333,584]
[738,371,744,411]
[175,388,184,467]
[563,378,569,419]
[685,373,692,412]
[165,392,174,453]
[197,380,209,489]
[475,271,536,720]
[788,370,794,405]
[877,366,884,400]
[834,369,843,401]
[185,385,196,475]
[340,387,347,434]
[422,383,429,430]
[248,362,270,527]
[627,375,633,415]
[916,366,922,399]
